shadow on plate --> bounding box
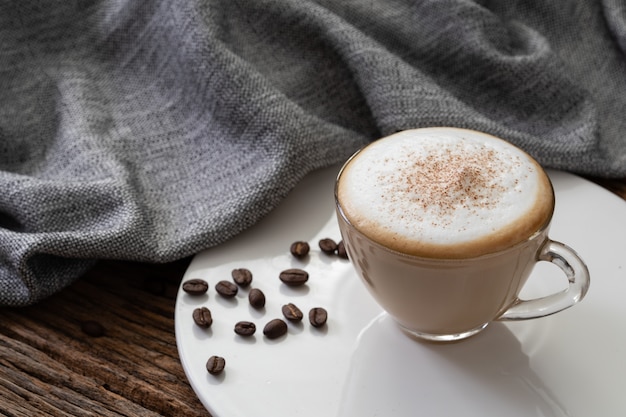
[337,315,570,417]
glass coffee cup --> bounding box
[335,127,590,342]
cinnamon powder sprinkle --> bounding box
[377,143,524,228]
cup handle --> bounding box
[498,240,590,321]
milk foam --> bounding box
[337,128,553,258]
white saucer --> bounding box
[175,166,626,417]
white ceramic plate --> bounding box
[175,165,626,417]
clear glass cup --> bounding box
[335,129,590,342]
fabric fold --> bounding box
[1,0,625,306]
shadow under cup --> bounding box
[335,177,590,343]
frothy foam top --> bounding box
[337,128,553,258]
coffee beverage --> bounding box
[337,128,553,258]
[336,127,589,341]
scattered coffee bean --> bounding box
[263,318,288,339]
[248,288,266,308]
[234,321,256,336]
[81,320,105,337]
[282,303,304,322]
[206,355,226,375]
[215,280,238,297]
[337,240,348,259]
[290,241,310,258]
[192,307,213,328]
[279,268,309,286]
[309,307,328,327]
[232,268,253,287]
[182,278,209,295]
[318,238,338,255]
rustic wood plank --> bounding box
[587,177,626,200]
[0,259,210,417]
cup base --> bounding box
[400,322,490,343]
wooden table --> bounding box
[1,177,625,417]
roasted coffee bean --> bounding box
[248,288,266,308]
[215,280,238,297]
[337,240,348,259]
[282,303,304,322]
[232,268,253,287]
[290,241,310,258]
[192,307,213,328]
[263,318,288,339]
[182,278,209,295]
[279,268,309,286]
[81,320,105,337]
[309,307,328,327]
[319,238,338,255]
[234,321,256,336]
[206,355,226,375]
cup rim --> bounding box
[334,128,556,262]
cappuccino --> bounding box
[335,127,589,341]
[337,128,553,258]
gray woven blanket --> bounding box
[2,0,625,306]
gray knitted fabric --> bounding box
[1,0,625,306]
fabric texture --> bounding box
[1,0,626,306]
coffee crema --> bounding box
[336,128,554,258]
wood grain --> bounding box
[588,177,626,200]
[0,259,210,417]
